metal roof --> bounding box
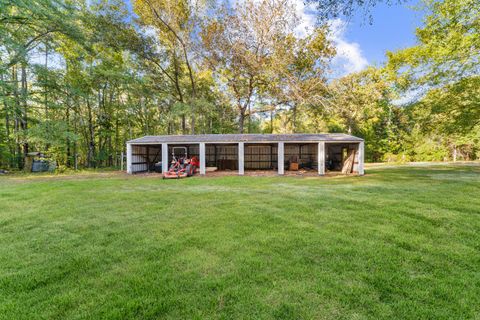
[128,133,363,144]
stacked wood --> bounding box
[341,149,355,174]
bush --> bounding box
[382,152,410,163]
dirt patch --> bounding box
[1,171,126,184]
[133,170,355,178]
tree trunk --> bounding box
[191,111,195,134]
[270,109,274,134]
[66,100,71,167]
[115,119,119,167]
[20,63,28,157]
[12,66,22,168]
[181,115,186,134]
[73,98,79,170]
[238,107,246,133]
[98,88,104,166]
[65,63,71,167]
[43,44,50,151]
[292,104,297,133]
[1,73,13,166]
[108,88,115,166]
[248,104,251,133]
[86,98,95,168]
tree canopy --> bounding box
[0,0,479,169]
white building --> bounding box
[126,133,364,176]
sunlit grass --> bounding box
[1,164,479,319]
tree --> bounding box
[386,0,480,160]
[1,0,479,170]
[325,68,409,161]
[306,0,404,21]
[387,0,479,85]
[267,28,335,133]
[133,0,206,134]
[202,0,302,133]
[0,0,84,167]
[0,0,85,72]
[402,76,480,161]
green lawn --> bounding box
[1,165,479,319]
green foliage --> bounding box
[387,0,479,85]
[319,67,410,162]
[381,0,480,162]
[0,123,10,167]
[1,0,479,169]
[411,133,450,162]
[0,0,86,72]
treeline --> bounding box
[0,0,478,170]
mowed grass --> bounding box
[0,165,479,320]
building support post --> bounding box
[126,143,132,174]
[318,141,325,176]
[238,142,244,175]
[162,143,169,173]
[146,146,150,172]
[278,142,284,175]
[199,142,206,175]
[358,141,365,176]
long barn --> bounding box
[126,133,364,176]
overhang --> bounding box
[127,133,363,144]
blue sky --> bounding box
[342,0,423,67]
[124,0,424,76]
[288,0,424,76]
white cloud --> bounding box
[290,2,368,75]
[232,0,316,37]
[328,18,369,75]
[292,1,317,38]
[231,0,369,76]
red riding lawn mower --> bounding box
[163,147,200,179]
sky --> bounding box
[125,0,424,77]
[344,1,423,66]
[292,0,424,76]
